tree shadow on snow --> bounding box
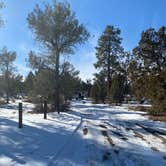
[0,116,166,166]
[0,117,83,165]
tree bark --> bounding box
[107,55,111,97]
[107,41,111,100]
[55,52,60,113]
[6,66,9,104]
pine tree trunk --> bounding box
[6,67,9,104]
[55,52,60,113]
[107,43,111,100]
[107,59,111,97]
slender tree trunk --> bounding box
[55,52,60,113]
[6,66,9,104]
[107,56,111,97]
[107,42,111,100]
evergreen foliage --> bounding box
[27,0,89,112]
[132,26,166,113]
[94,25,123,98]
[0,47,16,103]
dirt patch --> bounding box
[133,131,146,141]
[128,105,166,123]
[151,147,160,152]
[104,122,128,141]
[136,123,166,144]
[124,126,146,141]
[149,115,166,123]
[128,106,151,112]
[101,130,115,146]
[83,127,88,135]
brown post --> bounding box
[44,100,47,119]
[18,103,23,128]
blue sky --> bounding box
[0,0,166,81]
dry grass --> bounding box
[0,99,6,105]
[128,106,151,112]
[101,130,115,146]
[128,105,166,122]
[133,131,146,141]
[149,115,166,123]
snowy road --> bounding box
[0,100,166,166]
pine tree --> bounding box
[146,67,166,114]
[60,61,80,102]
[110,74,126,104]
[27,1,89,112]
[133,26,166,73]
[90,82,101,104]
[90,71,107,103]
[132,26,166,112]
[33,69,55,102]
[0,47,16,103]
[24,71,35,95]
[94,25,124,99]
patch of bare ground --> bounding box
[104,122,128,140]
[149,115,166,123]
[111,130,128,140]
[129,106,166,123]
[124,126,147,142]
[136,123,166,144]
[83,127,88,135]
[101,130,115,146]
[133,131,146,141]
[151,147,160,152]
[128,106,151,112]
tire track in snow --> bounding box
[47,116,83,166]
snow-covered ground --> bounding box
[0,100,166,166]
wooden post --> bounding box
[18,102,23,128]
[44,100,47,119]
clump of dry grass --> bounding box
[128,105,166,122]
[149,115,166,122]
[128,106,151,112]
[0,98,6,105]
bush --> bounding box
[0,98,6,105]
[33,99,70,114]
[146,69,166,114]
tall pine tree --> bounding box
[132,26,166,113]
[94,25,124,100]
[27,1,89,113]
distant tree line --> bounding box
[90,25,166,114]
[0,1,90,112]
[0,0,165,115]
